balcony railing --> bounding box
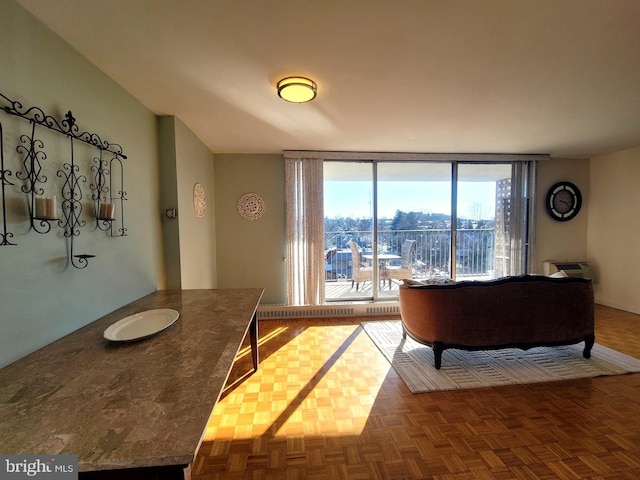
[324,228,498,299]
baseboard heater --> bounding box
[543,260,593,279]
[257,302,400,320]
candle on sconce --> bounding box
[35,197,46,219]
[99,202,115,220]
[35,196,57,220]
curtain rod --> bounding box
[283,150,549,162]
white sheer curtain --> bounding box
[509,160,536,274]
[285,155,324,305]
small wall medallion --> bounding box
[193,183,206,218]
[238,192,265,221]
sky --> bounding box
[324,181,497,219]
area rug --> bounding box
[362,320,640,393]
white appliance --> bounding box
[543,261,593,280]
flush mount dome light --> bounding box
[277,76,317,103]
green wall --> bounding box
[158,116,181,289]
[214,154,286,304]
[172,117,217,289]
[0,1,164,367]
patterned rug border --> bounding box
[362,320,640,393]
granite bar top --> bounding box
[0,288,263,472]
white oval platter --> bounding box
[103,309,180,342]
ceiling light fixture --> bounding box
[277,76,317,103]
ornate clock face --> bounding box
[546,181,582,221]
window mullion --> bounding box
[451,162,458,280]
[372,161,379,298]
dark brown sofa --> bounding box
[398,275,595,369]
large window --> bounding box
[322,159,534,302]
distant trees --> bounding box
[391,210,419,231]
[389,210,452,231]
[324,217,372,234]
[324,210,494,249]
[324,216,373,248]
[326,210,492,232]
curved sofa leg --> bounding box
[433,343,444,369]
[401,323,407,339]
[583,334,595,359]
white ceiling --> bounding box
[15,0,640,158]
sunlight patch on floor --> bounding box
[203,324,391,441]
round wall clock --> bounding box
[193,183,206,218]
[238,192,265,221]
[545,181,582,221]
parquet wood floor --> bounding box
[191,305,640,479]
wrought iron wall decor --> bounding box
[15,117,53,234]
[0,122,16,246]
[0,91,128,268]
[91,147,127,236]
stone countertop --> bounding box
[0,288,264,472]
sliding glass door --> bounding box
[323,160,533,302]
[376,163,451,299]
[456,163,512,279]
[323,162,374,300]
